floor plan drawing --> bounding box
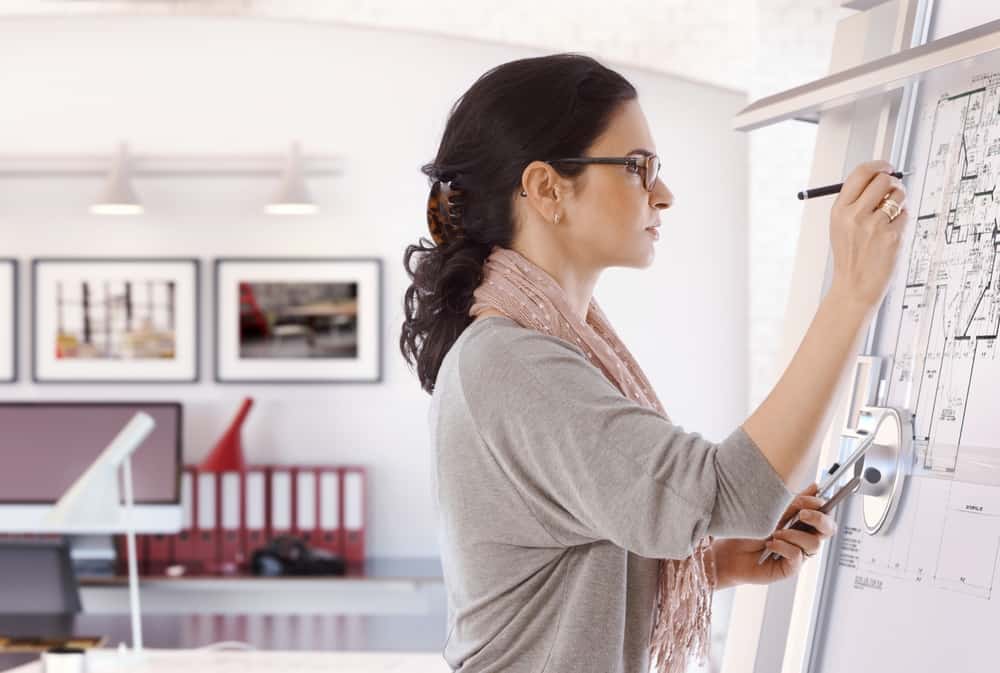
[888,71,1000,478]
[815,61,1000,673]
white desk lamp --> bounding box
[43,411,156,665]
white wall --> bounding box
[748,1,849,410]
[0,15,748,558]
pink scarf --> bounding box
[468,244,717,673]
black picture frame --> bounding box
[214,257,383,384]
[1,258,17,383]
[32,258,201,384]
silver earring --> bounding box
[520,190,527,197]
[554,212,561,225]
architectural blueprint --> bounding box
[814,56,1000,673]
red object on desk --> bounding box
[173,465,198,566]
[194,469,220,571]
[292,467,318,547]
[268,466,294,540]
[342,466,366,563]
[115,533,147,574]
[146,532,172,566]
[219,470,244,570]
[197,397,254,570]
[316,466,342,557]
[199,397,252,472]
[163,461,366,576]
[243,467,268,558]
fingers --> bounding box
[864,185,909,257]
[765,536,804,565]
[774,528,822,557]
[857,172,905,214]
[870,186,906,221]
[836,159,895,205]
[795,496,826,511]
[796,508,838,537]
[778,494,827,528]
[769,507,839,562]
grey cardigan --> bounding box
[428,315,794,673]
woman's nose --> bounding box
[651,180,673,210]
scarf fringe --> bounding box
[648,537,716,673]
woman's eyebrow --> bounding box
[626,148,655,157]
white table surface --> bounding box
[4,648,452,673]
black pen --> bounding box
[797,170,911,200]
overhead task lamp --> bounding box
[0,142,339,215]
[90,142,144,216]
[266,141,319,215]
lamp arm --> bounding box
[122,454,143,654]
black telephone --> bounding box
[249,535,347,576]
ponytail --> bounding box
[399,53,637,394]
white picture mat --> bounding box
[34,260,198,381]
[216,260,379,381]
[0,262,14,381]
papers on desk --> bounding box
[0,635,104,653]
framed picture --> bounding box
[32,258,200,383]
[0,259,17,383]
[215,257,382,383]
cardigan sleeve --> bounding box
[457,324,795,559]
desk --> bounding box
[77,557,446,616]
[84,557,445,583]
[3,648,451,673]
[0,613,447,672]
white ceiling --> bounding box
[0,0,851,94]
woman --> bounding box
[400,53,907,673]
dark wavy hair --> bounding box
[400,53,637,394]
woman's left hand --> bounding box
[711,483,838,587]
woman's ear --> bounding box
[520,160,565,222]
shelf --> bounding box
[78,557,443,586]
[733,17,1000,131]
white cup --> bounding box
[41,647,87,673]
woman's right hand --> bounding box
[743,160,912,485]
[828,159,910,310]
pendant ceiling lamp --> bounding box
[91,142,144,215]
[266,141,318,215]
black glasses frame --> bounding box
[545,155,660,192]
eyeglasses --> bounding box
[545,154,661,192]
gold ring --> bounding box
[878,195,901,221]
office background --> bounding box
[0,3,848,671]
[0,12,760,558]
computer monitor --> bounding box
[0,538,81,614]
[0,401,182,533]
[0,538,81,650]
